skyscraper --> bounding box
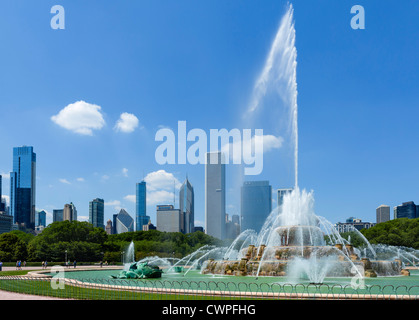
[105,219,113,235]
[63,202,77,221]
[205,151,226,240]
[156,205,182,233]
[114,209,134,234]
[241,181,272,233]
[394,201,418,219]
[376,205,390,224]
[136,181,150,231]
[10,146,36,229]
[53,209,63,222]
[179,178,194,234]
[89,198,105,229]
[35,210,47,227]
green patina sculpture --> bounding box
[111,261,163,279]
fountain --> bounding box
[111,4,413,284]
[202,188,408,282]
[201,3,410,283]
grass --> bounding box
[0,277,251,300]
[0,270,37,276]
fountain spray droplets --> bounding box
[246,3,299,188]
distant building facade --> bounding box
[241,181,272,233]
[0,212,13,234]
[225,214,240,240]
[10,146,36,230]
[156,205,182,233]
[376,205,390,224]
[335,217,375,233]
[105,219,113,235]
[89,198,104,229]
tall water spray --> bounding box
[247,3,298,188]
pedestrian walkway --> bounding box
[0,289,64,300]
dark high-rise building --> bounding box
[35,210,47,227]
[136,181,150,231]
[10,146,36,229]
[241,181,272,233]
[179,178,194,234]
[89,198,104,229]
[112,213,118,235]
[53,209,63,222]
[394,201,418,219]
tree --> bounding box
[361,218,419,249]
[0,233,28,261]
[27,220,107,262]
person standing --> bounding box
[73,260,77,268]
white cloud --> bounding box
[147,190,175,206]
[105,200,122,212]
[144,170,181,191]
[101,175,110,181]
[51,100,105,135]
[124,195,136,203]
[105,200,121,207]
[122,168,129,177]
[142,170,181,207]
[76,177,85,182]
[59,178,71,185]
[114,112,139,133]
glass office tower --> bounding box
[89,198,105,229]
[136,181,150,231]
[10,146,36,229]
[241,181,272,233]
[394,201,418,219]
[35,210,47,227]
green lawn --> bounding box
[0,270,37,276]
[0,277,248,300]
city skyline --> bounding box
[0,1,418,229]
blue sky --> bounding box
[0,1,418,227]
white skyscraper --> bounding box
[205,152,226,240]
[376,205,390,224]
